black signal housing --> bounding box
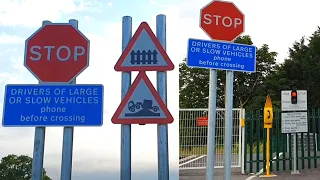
[291,90,297,104]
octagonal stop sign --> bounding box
[200,1,244,42]
[24,24,89,83]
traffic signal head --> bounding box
[291,90,297,104]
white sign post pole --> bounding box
[224,70,234,180]
[292,134,299,174]
[206,69,218,180]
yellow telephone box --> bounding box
[260,95,277,177]
[264,95,273,128]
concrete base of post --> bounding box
[291,170,300,175]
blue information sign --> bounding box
[2,84,104,127]
[187,38,257,72]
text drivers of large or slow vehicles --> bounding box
[10,87,99,104]
[191,41,254,59]
[189,40,255,70]
[8,87,100,124]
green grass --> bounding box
[180,143,264,158]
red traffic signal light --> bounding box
[291,90,297,104]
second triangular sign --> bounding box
[114,22,174,71]
[111,71,174,124]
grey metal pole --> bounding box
[60,19,78,180]
[241,108,245,174]
[31,20,51,180]
[120,16,132,180]
[291,134,299,174]
[156,14,170,180]
[224,70,234,180]
[206,69,218,180]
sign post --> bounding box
[2,19,104,180]
[260,95,276,177]
[119,16,132,180]
[156,14,170,179]
[31,20,49,180]
[187,1,255,180]
[281,90,308,175]
[112,16,174,180]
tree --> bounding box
[237,42,278,110]
[0,154,52,180]
[267,27,320,108]
[179,35,278,110]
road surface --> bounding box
[179,152,320,180]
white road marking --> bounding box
[245,152,283,180]
[179,155,197,163]
[179,155,207,167]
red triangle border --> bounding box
[111,71,174,124]
[114,22,174,72]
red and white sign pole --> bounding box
[199,1,245,180]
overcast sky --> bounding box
[1,0,320,179]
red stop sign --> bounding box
[24,24,89,83]
[200,1,244,42]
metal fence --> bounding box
[244,109,320,174]
[179,108,243,169]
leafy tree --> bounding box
[269,27,320,108]
[179,35,278,110]
[179,58,210,108]
[0,154,52,180]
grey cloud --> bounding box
[0,127,34,140]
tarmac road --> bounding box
[180,154,240,169]
[179,168,252,180]
[254,168,320,180]
[180,168,320,180]
[179,151,320,180]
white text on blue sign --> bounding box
[187,38,256,72]
[2,84,103,127]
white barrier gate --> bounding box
[179,108,243,169]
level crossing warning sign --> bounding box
[114,22,174,71]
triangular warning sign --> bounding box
[114,22,174,72]
[111,71,174,124]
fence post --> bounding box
[130,51,135,64]
[141,50,147,63]
[152,50,158,64]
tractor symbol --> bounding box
[128,99,159,112]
